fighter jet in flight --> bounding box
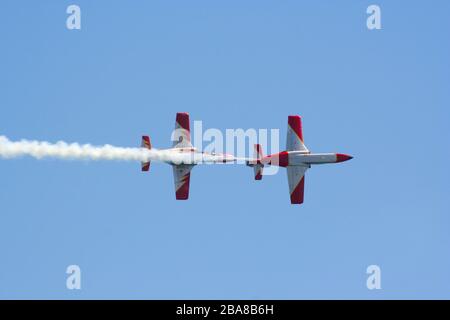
[246,115,353,205]
[141,112,235,200]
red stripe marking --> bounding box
[266,151,289,167]
[288,115,303,142]
[290,176,305,204]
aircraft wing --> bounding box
[286,115,308,152]
[286,165,308,204]
[172,164,194,200]
[172,112,193,148]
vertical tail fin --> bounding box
[141,135,151,172]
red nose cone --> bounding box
[336,153,353,163]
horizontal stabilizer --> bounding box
[254,165,263,180]
[253,144,264,180]
[141,135,151,172]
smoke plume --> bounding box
[0,135,192,164]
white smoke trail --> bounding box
[0,135,193,164]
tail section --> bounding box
[254,165,263,180]
[141,135,151,171]
[254,143,263,160]
[252,144,264,180]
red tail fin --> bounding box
[141,135,151,172]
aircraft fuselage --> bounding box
[160,147,236,166]
[261,151,352,167]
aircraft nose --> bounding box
[336,153,353,162]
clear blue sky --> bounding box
[0,1,449,299]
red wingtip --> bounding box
[288,115,303,142]
[290,176,305,204]
[176,112,190,131]
[336,153,353,163]
[175,173,190,200]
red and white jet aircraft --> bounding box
[247,115,353,205]
[141,112,235,200]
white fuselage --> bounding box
[288,152,340,165]
[248,150,353,168]
[161,147,236,166]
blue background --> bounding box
[0,1,449,299]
